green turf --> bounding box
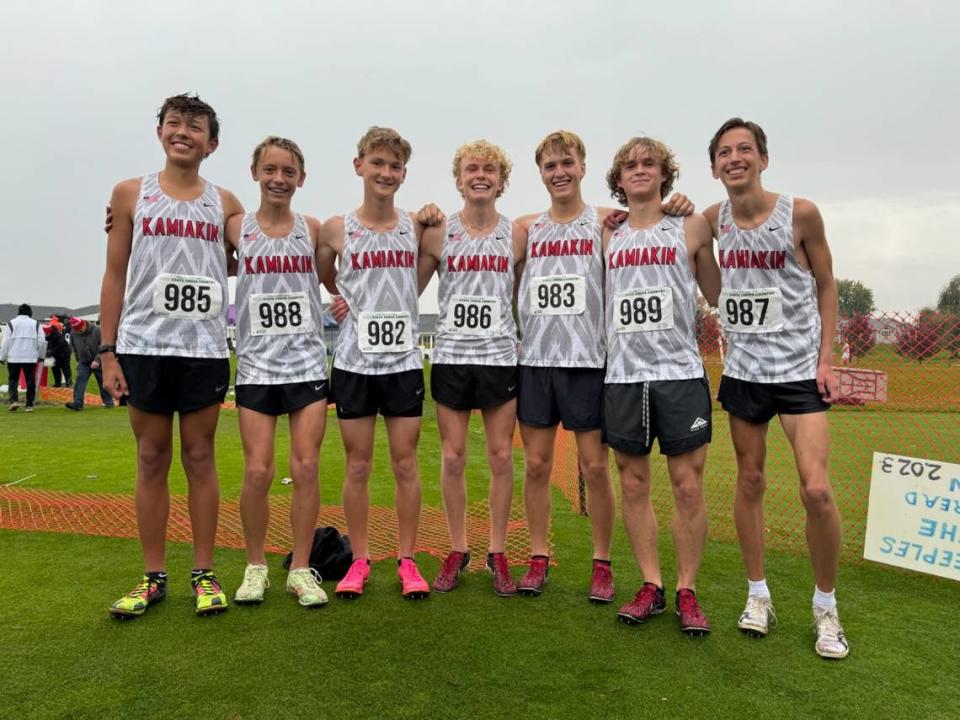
[3,366,960,718]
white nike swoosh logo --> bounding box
[313,384,324,391]
[415,388,424,396]
[507,385,517,392]
[215,384,227,392]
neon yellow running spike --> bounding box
[192,571,228,616]
[109,574,166,619]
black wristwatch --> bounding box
[97,344,117,355]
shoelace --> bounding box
[441,553,465,574]
[194,575,221,595]
[814,609,841,637]
[128,579,153,599]
[678,592,702,617]
[747,596,777,626]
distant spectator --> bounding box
[841,341,851,366]
[45,317,74,387]
[1,303,47,412]
[65,317,114,410]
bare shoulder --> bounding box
[514,212,541,229]
[217,186,245,218]
[111,177,142,207]
[304,214,323,236]
[793,196,823,224]
[701,202,722,227]
[683,212,711,234]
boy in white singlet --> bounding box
[601,137,719,635]
[513,131,693,601]
[228,137,338,608]
[101,94,244,618]
[318,127,433,600]
[704,118,847,659]
[417,140,525,596]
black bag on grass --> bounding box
[282,526,353,580]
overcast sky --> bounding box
[3,1,957,313]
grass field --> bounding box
[2,383,960,719]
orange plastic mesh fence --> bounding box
[548,310,960,563]
[0,488,533,571]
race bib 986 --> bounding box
[446,295,501,337]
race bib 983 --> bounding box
[529,274,586,316]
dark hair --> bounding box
[708,117,768,165]
[18,303,32,317]
[157,93,220,141]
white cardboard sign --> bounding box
[864,452,960,581]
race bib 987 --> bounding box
[719,288,783,334]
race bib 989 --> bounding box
[614,287,674,333]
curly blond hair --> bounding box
[606,137,679,204]
[451,140,512,197]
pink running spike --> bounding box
[335,558,370,599]
[397,558,430,600]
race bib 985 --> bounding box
[152,274,222,320]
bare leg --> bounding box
[575,429,614,561]
[287,400,327,569]
[238,407,278,566]
[339,416,376,559]
[520,423,557,557]
[128,407,174,573]
[615,450,661,586]
[666,445,708,590]
[436,403,471,552]
[482,399,517,554]
[729,416,769,581]
[385,415,422,558]
[780,412,841,592]
[178,403,223,570]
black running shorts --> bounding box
[430,363,518,411]
[517,366,604,431]
[602,376,712,457]
[330,368,424,419]
[718,375,830,424]
[118,354,230,415]
[235,380,328,416]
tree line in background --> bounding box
[836,276,960,363]
[692,276,960,364]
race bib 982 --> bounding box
[358,311,413,353]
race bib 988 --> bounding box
[248,292,312,336]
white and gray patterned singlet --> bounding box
[117,173,228,358]
[605,215,703,383]
[333,210,422,375]
[234,212,327,385]
[518,206,605,368]
[718,194,821,382]
[433,213,517,366]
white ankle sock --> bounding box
[813,586,836,610]
[748,578,770,598]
